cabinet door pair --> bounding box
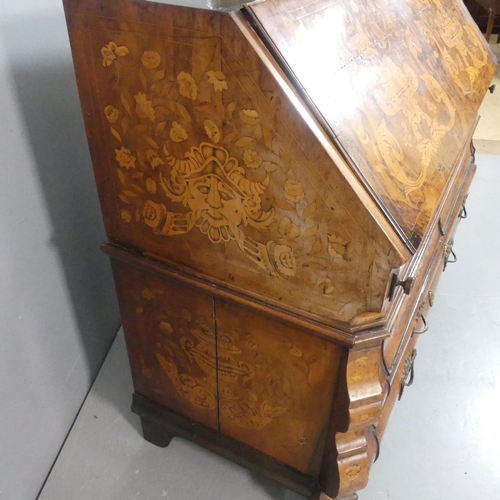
[111,258,342,474]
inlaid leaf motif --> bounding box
[221,131,240,145]
[235,137,256,148]
[171,101,192,123]
[155,121,166,135]
[116,168,126,186]
[309,239,323,255]
[160,81,173,97]
[120,94,132,116]
[227,101,237,119]
[131,184,146,194]
[121,116,130,133]
[275,199,295,212]
[146,137,160,149]
[146,178,157,194]
[272,138,281,156]
[153,69,165,82]
[194,102,212,113]
[118,194,132,204]
[131,172,144,179]
[110,127,122,143]
[263,127,273,149]
[123,190,138,197]
[139,69,148,90]
[302,201,317,220]
[263,162,281,173]
[304,225,319,238]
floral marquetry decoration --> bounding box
[115,147,136,169]
[101,41,129,67]
[134,92,156,122]
[284,179,305,203]
[66,1,498,497]
[169,121,188,142]
[177,72,198,100]
[203,119,220,143]
[141,50,161,69]
[104,105,119,123]
[243,149,262,170]
[206,70,228,91]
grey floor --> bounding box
[39,155,500,500]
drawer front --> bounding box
[382,165,474,373]
[377,333,419,440]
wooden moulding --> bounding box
[132,392,322,499]
[103,241,362,347]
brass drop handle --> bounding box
[413,313,428,335]
[399,349,417,400]
[458,203,467,219]
[443,238,457,271]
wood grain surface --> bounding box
[63,0,497,499]
[247,0,497,242]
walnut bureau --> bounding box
[63,0,497,498]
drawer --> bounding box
[377,331,420,441]
[382,165,474,374]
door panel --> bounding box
[111,259,218,430]
[215,299,342,475]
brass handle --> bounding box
[458,204,468,219]
[413,313,428,335]
[388,274,416,300]
[399,349,417,400]
[443,239,457,271]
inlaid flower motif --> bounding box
[120,209,132,223]
[177,72,197,100]
[160,321,174,334]
[278,217,299,238]
[134,92,156,122]
[141,50,161,69]
[101,41,129,67]
[115,147,136,169]
[146,178,157,194]
[327,234,350,260]
[146,149,165,169]
[104,105,119,123]
[284,179,305,203]
[206,70,228,92]
[243,149,262,170]
[273,244,297,277]
[169,121,188,143]
[240,109,260,125]
[203,119,220,143]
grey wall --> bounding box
[0,1,120,498]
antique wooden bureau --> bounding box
[64,0,497,498]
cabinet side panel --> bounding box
[215,300,342,475]
[64,0,403,328]
[110,258,218,430]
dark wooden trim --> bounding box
[132,393,321,498]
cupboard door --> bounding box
[111,259,218,430]
[214,300,342,475]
